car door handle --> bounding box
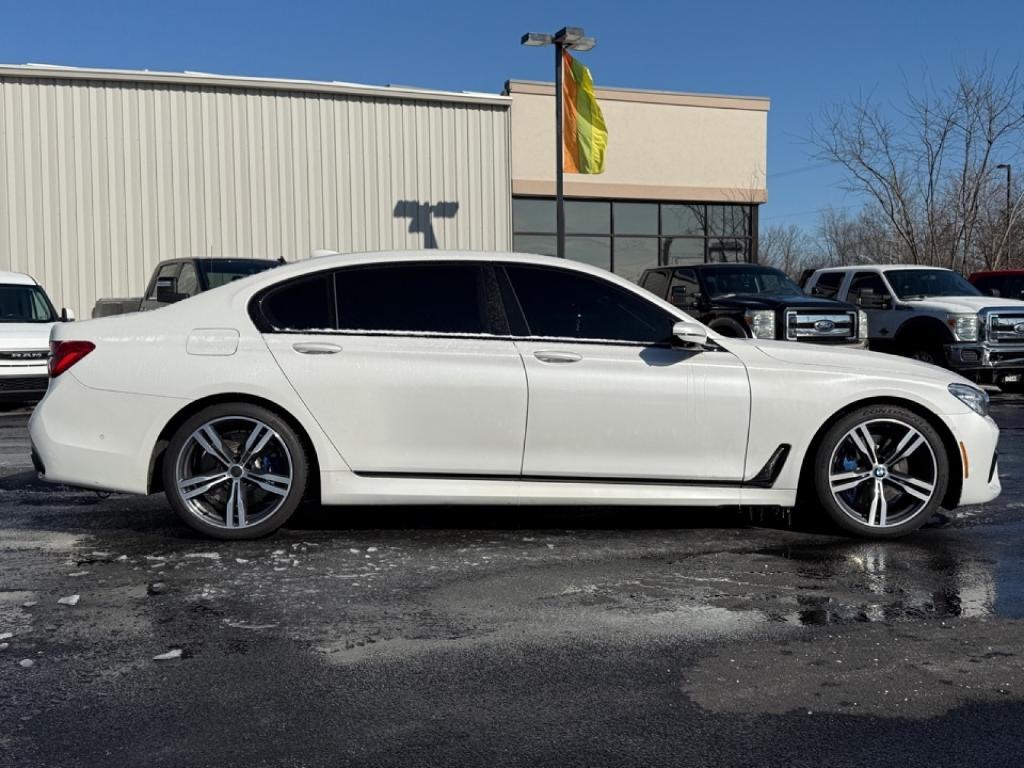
[292,341,342,355]
[534,350,582,364]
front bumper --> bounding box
[943,411,1001,507]
[945,342,1024,382]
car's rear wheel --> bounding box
[812,405,949,538]
[162,403,309,540]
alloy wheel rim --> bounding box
[828,418,938,529]
[175,416,293,530]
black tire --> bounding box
[812,405,949,538]
[900,339,945,367]
[162,403,309,540]
[709,319,749,338]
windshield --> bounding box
[0,284,57,323]
[700,267,802,298]
[886,269,981,299]
[199,259,278,289]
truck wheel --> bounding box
[709,319,749,338]
[902,342,945,367]
[812,405,949,538]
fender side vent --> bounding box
[746,444,791,488]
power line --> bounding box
[761,202,861,222]
[766,162,832,179]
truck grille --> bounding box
[785,311,857,343]
[988,313,1024,344]
[0,375,48,392]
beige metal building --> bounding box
[0,65,512,318]
[0,64,768,318]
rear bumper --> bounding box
[29,373,186,494]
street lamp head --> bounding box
[570,36,597,52]
[997,163,1011,170]
[521,32,553,47]
[554,27,584,45]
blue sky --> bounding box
[3,0,1022,234]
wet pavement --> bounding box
[1,397,1024,766]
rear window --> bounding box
[259,274,335,331]
[200,260,278,289]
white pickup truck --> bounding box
[803,264,1024,387]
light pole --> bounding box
[521,27,596,259]
[996,163,1012,224]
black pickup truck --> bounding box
[638,263,867,346]
[92,258,281,318]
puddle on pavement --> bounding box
[755,522,1024,624]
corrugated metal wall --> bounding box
[0,75,512,318]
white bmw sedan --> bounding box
[29,251,1000,540]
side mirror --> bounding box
[672,321,709,348]
[669,285,701,308]
[60,307,75,322]
[857,288,891,310]
[155,285,186,304]
[990,289,1001,298]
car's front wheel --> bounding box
[812,405,950,538]
[162,403,309,540]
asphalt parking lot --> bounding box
[2,398,1024,767]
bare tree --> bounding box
[758,224,813,277]
[812,61,1024,272]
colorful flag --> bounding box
[562,51,608,174]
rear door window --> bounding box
[810,272,843,298]
[504,264,675,344]
[334,263,491,335]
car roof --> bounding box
[971,269,1024,277]
[178,249,690,322]
[814,264,949,273]
[0,271,38,286]
[647,263,780,272]
[250,249,613,281]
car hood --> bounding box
[744,338,958,382]
[712,293,855,311]
[0,322,56,350]
[904,295,1024,314]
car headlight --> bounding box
[858,310,869,340]
[744,310,776,339]
[949,382,989,417]
[948,314,979,342]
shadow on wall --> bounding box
[393,201,460,249]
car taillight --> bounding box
[49,341,95,378]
